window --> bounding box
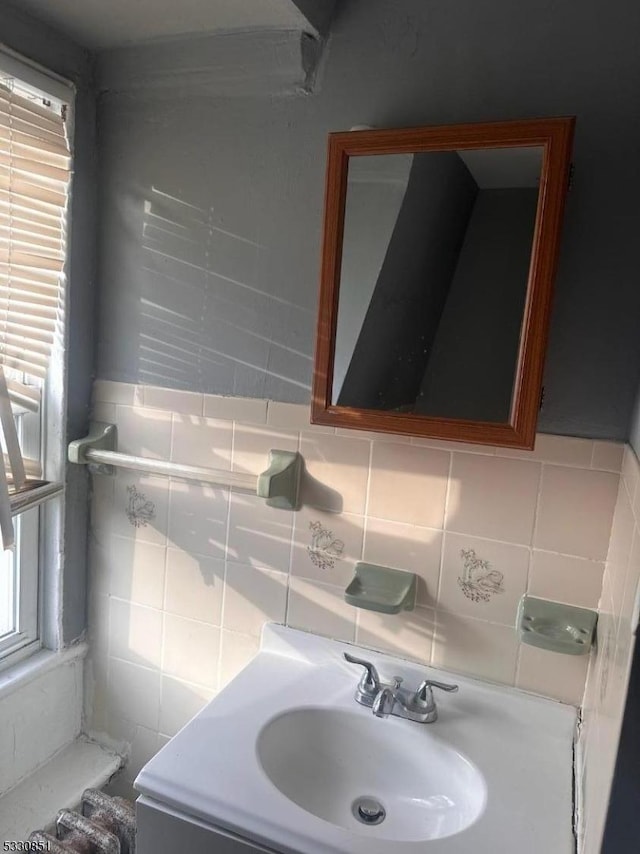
[0,52,73,667]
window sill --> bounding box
[0,737,122,841]
[0,642,87,701]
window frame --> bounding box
[0,512,40,667]
[0,49,74,669]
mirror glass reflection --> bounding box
[332,146,543,422]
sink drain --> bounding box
[352,796,386,826]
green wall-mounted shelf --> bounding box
[517,595,597,655]
[345,562,417,615]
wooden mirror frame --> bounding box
[311,117,575,449]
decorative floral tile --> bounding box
[457,548,505,603]
[126,484,156,528]
[307,520,345,571]
[438,533,530,626]
[291,509,364,587]
[111,474,169,546]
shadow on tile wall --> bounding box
[86,381,625,795]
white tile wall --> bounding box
[534,466,619,560]
[447,454,541,544]
[0,652,84,797]
[578,445,640,854]
[86,381,625,794]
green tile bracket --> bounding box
[517,595,597,655]
[68,422,117,473]
[257,449,303,511]
[345,562,417,614]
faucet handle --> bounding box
[343,652,380,692]
[413,678,459,705]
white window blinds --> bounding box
[0,83,70,379]
[0,71,71,548]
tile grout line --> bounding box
[621,454,638,507]
[354,439,375,644]
[431,452,454,664]
[155,412,177,696]
[529,461,546,555]
[104,564,114,736]
[282,430,302,628]
[217,420,238,689]
[516,461,547,686]
[157,543,170,712]
[100,463,117,737]
[436,453,454,605]
[108,652,220,698]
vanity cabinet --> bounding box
[137,797,279,854]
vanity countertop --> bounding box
[136,625,577,854]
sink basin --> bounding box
[136,624,578,854]
[257,706,486,841]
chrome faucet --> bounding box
[343,652,458,724]
[371,676,403,718]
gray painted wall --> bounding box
[97,30,320,99]
[96,0,640,440]
[2,2,97,644]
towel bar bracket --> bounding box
[68,422,117,475]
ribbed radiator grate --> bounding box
[28,789,135,853]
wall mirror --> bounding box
[311,118,575,449]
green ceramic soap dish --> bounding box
[517,595,597,655]
[345,562,417,615]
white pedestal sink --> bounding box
[135,624,577,854]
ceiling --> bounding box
[15,0,311,50]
